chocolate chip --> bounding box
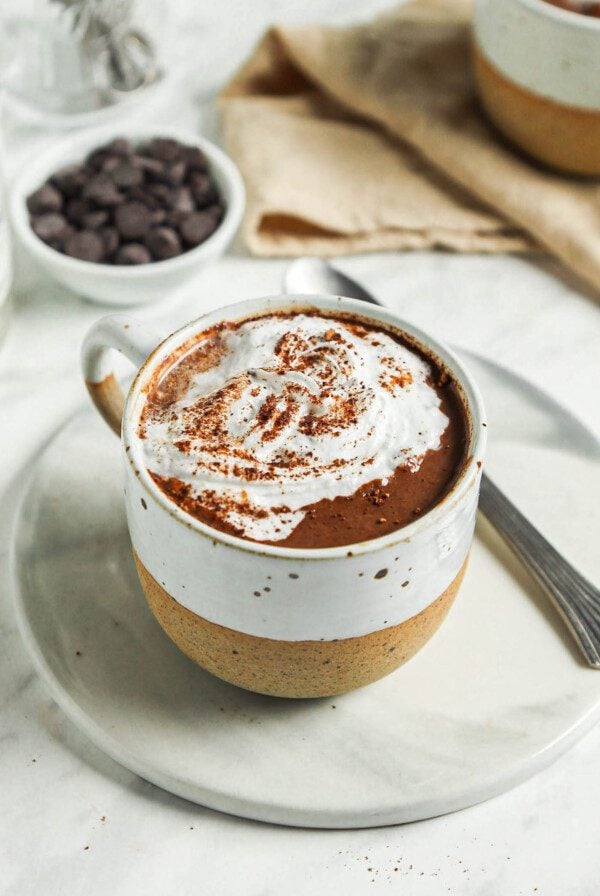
[146,182,172,205]
[148,138,184,163]
[50,164,88,197]
[164,209,186,228]
[185,146,208,171]
[115,243,151,265]
[83,174,123,207]
[86,149,111,171]
[31,213,69,244]
[168,186,195,213]
[128,185,161,210]
[110,161,144,189]
[104,138,132,156]
[82,209,109,230]
[114,201,151,239]
[188,172,216,207]
[130,155,165,179]
[179,211,217,246]
[64,230,104,262]
[150,209,167,226]
[65,198,92,225]
[146,226,182,260]
[100,155,122,174]
[100,226,120,257]
[205,202,225,221]
[161,160,187,186]
[27,184,63,215]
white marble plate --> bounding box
[10,352,600,828]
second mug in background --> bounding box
[473,0,600,175]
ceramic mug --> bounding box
[473,0,600,175]
[81,295,486,698]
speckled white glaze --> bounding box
[82,294,486,641]
[474,0,600,110]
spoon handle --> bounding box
[479,472,600,668]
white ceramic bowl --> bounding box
[10,126,245,306]
[473,0,600,174]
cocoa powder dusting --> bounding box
[142,311,469,547]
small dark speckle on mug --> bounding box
[141,498,147,510]
[253,591,261,597]
[402,580,409,588]
[374,568,388,579]
[289,573,299,579]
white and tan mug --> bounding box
[81,295,486,698]
[473,0,600,175]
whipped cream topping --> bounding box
[139,313,449,542]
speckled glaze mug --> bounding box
[81,295,486,698]
[473,0,600,175]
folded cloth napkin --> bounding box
[220,0,600,293]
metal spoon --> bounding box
[284,257,600,668]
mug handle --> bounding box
[81,314,162,436]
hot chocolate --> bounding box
[542,0,600,15]
[138,310,468,549]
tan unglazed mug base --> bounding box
[133,552,468,699]
[474,47,600,176]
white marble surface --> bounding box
[2,1,600,893]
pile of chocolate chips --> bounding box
[27,137,225,265]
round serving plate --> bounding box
[10,352,600,828]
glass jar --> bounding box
[0,0,163,126]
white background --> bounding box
[1,1,600,893]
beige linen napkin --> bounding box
[220,0,600,293]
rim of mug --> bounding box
[511,0,600,30]
[123,294,487,560]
